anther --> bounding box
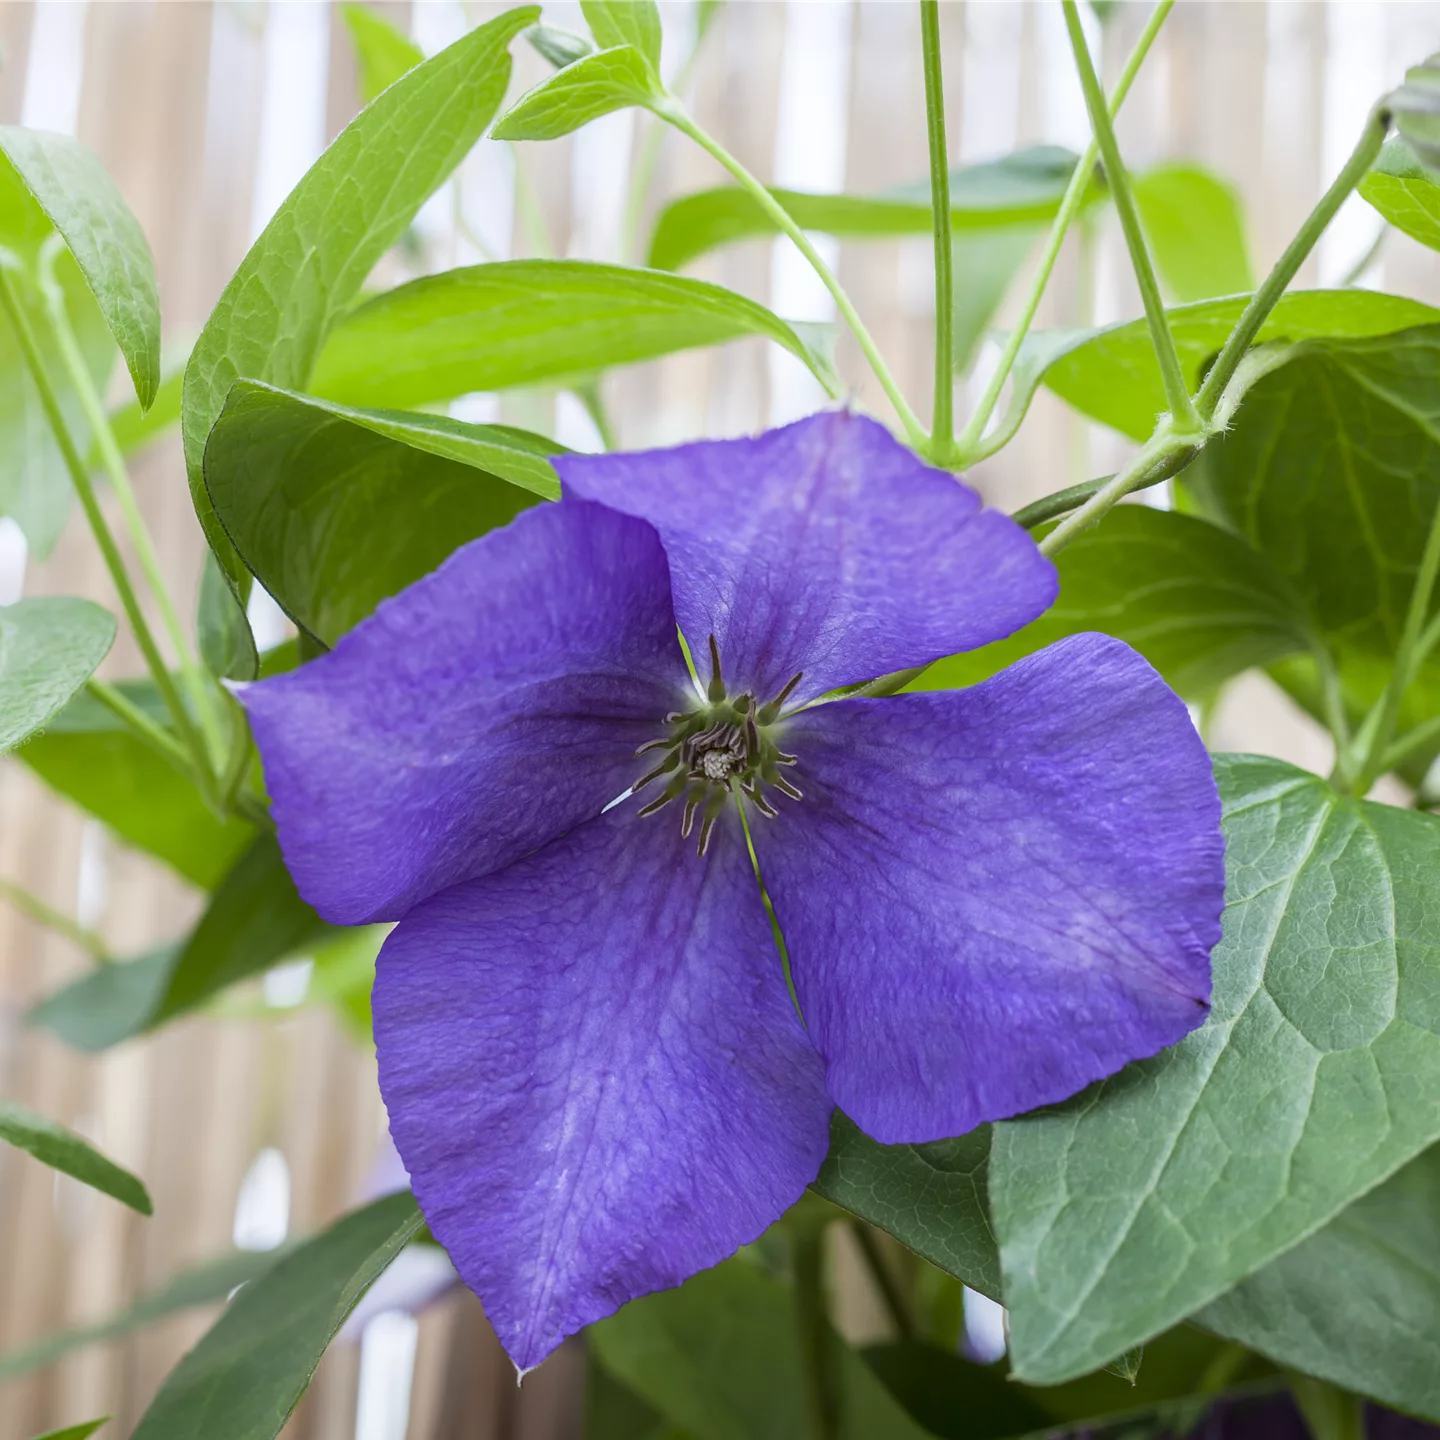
[773,776,804,801]
[634,752,680,791]
[706,634,726,703]
[750,790,778,818]
[680,795,701,838]
[758,671,803,724]
[634,736,674,756]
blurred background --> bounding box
[2,1,1440,1435]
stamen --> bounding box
[773,776,804,801]
[707,634,725,703]
[758,671,803,723]
[634,752,680,790]
[680,795,701,838]
[750,790,778,818]
[634,736,674,756]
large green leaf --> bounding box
[309,259,832,409]
[204,381,557,645]
[339,3,423,105]
[912,506,1312,702]
[181,5,537,589]
[647,146,1087,272]
[1359,137,1440,253]
[1132,162,1253,303]
[131,1192,422,1440]
[1200,1146,1440,1420]
[591,1258,933,1440]
[0,127,160,408]
[18,681,253,888]
[0,1099,150,1214]
[29,945,177,1054]
[811,1113,1000,1302]
[1181,326,1440,658]
[993,754,1440,1385]
[490,45,665,142]
[1042,290,1439,440]
[0,597,115,753]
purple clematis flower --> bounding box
[241,411,1224,1372]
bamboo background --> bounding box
[1,1,1439,1435]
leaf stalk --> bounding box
[920,0,955,460]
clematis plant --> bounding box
[242,411,1223,1368]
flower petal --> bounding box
[373,804,832,1372]
[241,499,689,925]
[557,411,1055,704]
[752,633,1224,1144]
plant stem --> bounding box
[792,1226,840,1440]
[0,260,214,794]
[1194,104,1390,422]
[953,0,1172,464]
[920,0,955,459]
[0,877,111,962]
[659,102,927,448]
[849,1221,915,1340]
[36,238,226,768]
[573,380,619,450]
[1062,0,1200,435]
[86,677,198,780]
[1375,710,1440,779]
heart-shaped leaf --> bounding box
[0,596,115,753]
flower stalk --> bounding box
[920,0,956,461]
[0,876,111,962]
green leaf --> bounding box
[0,1247,286,1381]
[0,1099,150,1214]
[491,46,667,142]
[1132,162,1253,303]
[1389,52,1440,172]
[810,1112,1001,1302]
[591,1257,934,1440]
[527,22,595,69]
[950,224,1041,375]
[18,680,254,888]
[859,1343,1050,1439]
[197,549,258,682]
[648,146,1088,272]
[993,754,1440,1385]
[311,259,832,409]
[29,1422,109,1440]
[1043,289,1439,440]
[0,126,160,408]
[581,0,662,68]
[1359,137,1440,253]
[1199,1145,1440,1420]
[181,5,537,592]
[28,945,177,1054]
[130,1192,422,1440]
[204,381,557,645]
[340,3,423,105]
[0,597,115,753]
[912,507,1312,703]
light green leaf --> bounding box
[18,680,254,888]
[913,507,1312,703]
[340,3,423,105]
[527,23,594,69]
[994,754,1440,1385]
[29,1422,109,1440]
[950,223,1041,374]
[205,380,557,644]
[810,1112,1001,1302]
[131,1192,422,1440]
[182,5,537,592]
[0,597,115,753]
[0,1247,286,1381]
[1132,162,1253,303]
[491,46,666,142]
[581,0,662,67]
[648,146,1088,272]
[592,1258,933,1440]
[29,945,177,1054]
[1200,1146,1440,1420]
[0,1099,150,1214]
[1360,137,1440,253]
[1043,289,1439,440]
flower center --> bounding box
[633,636,803,855]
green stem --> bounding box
[1012,448,1192,531]
[510,143,553,259]
[36,238,226,768]
[792,1226,840,1440]
[1314,645,1354,778]
[1194,104,1390,421]
[0,260,214,795]
[0,877,111,962]
[85,677,198,780]
[574,380,619,451]
[659,103,922,444]
[920,0,955,458]
[849,1221,915,1341]
[953,0,1172,465]
[1374,710,1440,779]
[1062,0,1200,434]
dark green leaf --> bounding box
[581,0,662,68]
[181,5,537,592]
[913,507,1312,703]
[860,1343,1049,1438]
[811,1112,1001,1302]
[1389,53,1440,172]
[311,259,832,409]
[131,1192,422,1440]
[28,1422,109,1440]
[28,946,176,1054]
[0,1247,286,1381]
[1132,163,1253,303]
[340,3,423,105]
[1359,137,1440,253]
[994,754,1440,1385]
[491,45,665,142]
[527,23,595,69]
[0,1099,150,1214]
[18,681,254,888]
[587,1353,677,1440]
[591,1258,933,1440]
[197,549,258,682]
[1200,1146,1440,1420]
[0,126,160,408]
[205,380,556,644]
[1043,289,1439,440]
[648,146,1089,272]
[0,597,115,753]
